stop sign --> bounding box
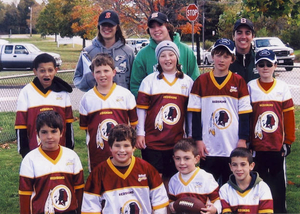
[186,4,199,22]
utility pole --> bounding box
[29,7,32,37]
[202,0,205,52]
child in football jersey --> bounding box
[15,53,74,158]
[136,40,194,182]
[19,110,84,214]
[79,53,138,171]
[219,147,273,213]
[168,138,221,214]
[82,124,169,213]
[188,38,252,185]
[248,49,295,213]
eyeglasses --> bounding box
[257,62,273,68]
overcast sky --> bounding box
[1,0,43,5]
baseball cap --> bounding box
[234,18,254,32]
[155,40,180,60]
[148,12,169,27]
[98,10,120,26]
[212,38,235,54]
[255,49,277,64]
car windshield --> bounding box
[26,44,41,52]
[255,38,285,48]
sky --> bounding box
[1,0,43,5]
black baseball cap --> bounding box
[234,18,254,32]
[98,10,120,26]
[147,12,169,27]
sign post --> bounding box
[186,4,199,50]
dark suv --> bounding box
[253,37,295,71]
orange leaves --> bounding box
[177,22,202,34]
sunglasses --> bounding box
[257,62,273,68]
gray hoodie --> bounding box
[73,37,135,92]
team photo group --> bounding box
[16,9,295,214]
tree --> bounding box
[3,4,20,34]
[17,0,35,34]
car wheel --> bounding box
[204,57,210,65]
[285,64,293,71]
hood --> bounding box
[91,37,124,52]
[227,171,262,193]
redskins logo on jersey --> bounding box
[44,185,71,213]
[96,119,118,149]
[209,108,232,136]
[155,103,181,131]
[255,111,278,140]
[121,200,142,214]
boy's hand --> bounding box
[169,202,175,213]
[136,135,146,149]
[237,139,246,148]
[200,202,217,214]
[281,143,291,157]
[196,140,208,160]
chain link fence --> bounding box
[0,66,299,143]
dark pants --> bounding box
[200,156,231,186]
[254,151,287,213]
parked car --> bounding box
[0,43,62,71]
[125,38,149,54]
[253,37,295,71]
[188,45,204,64]
[203,46,214,65]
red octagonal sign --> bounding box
[186,4,199,22]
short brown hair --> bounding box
[90,53,115,72]
[173,138,198,157]
[230,147,253,164]
[211,46,236,62]
[108,124,136,148]
[36,110,63,133]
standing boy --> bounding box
[15,53,74,158]
[248,49,295,213]
[168,138,221,214]
[82,124,169,213]
[19,110,84,214]
[219,147,273,213]
[79,53,138,171]
[188,38,252,185]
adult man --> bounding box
[229,18,259,83]
[130,12,199,98]
[74,10,135,91]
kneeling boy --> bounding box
[82,124,169,213]
[219,147,273,213]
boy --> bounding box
[81,124,169,213]
[19,110,84,214]
[15,53,74,158]
[248,49,295,213]
[219,147,273,213]
[188,38,252,185]
[79,53,138,171]
[168,138,221,214]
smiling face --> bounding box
[173,150,200,175]
[99,23,117,41]
[38,125,62,151]
[33,62,58,89]
[110,139,135,167]
[93,64,116,91]
[158,50,178,74]
[256,60,276,82]
[229,156,255,184]
[149,22,171,43]
[233,25,254,54]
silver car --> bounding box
[0,43,62,71]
